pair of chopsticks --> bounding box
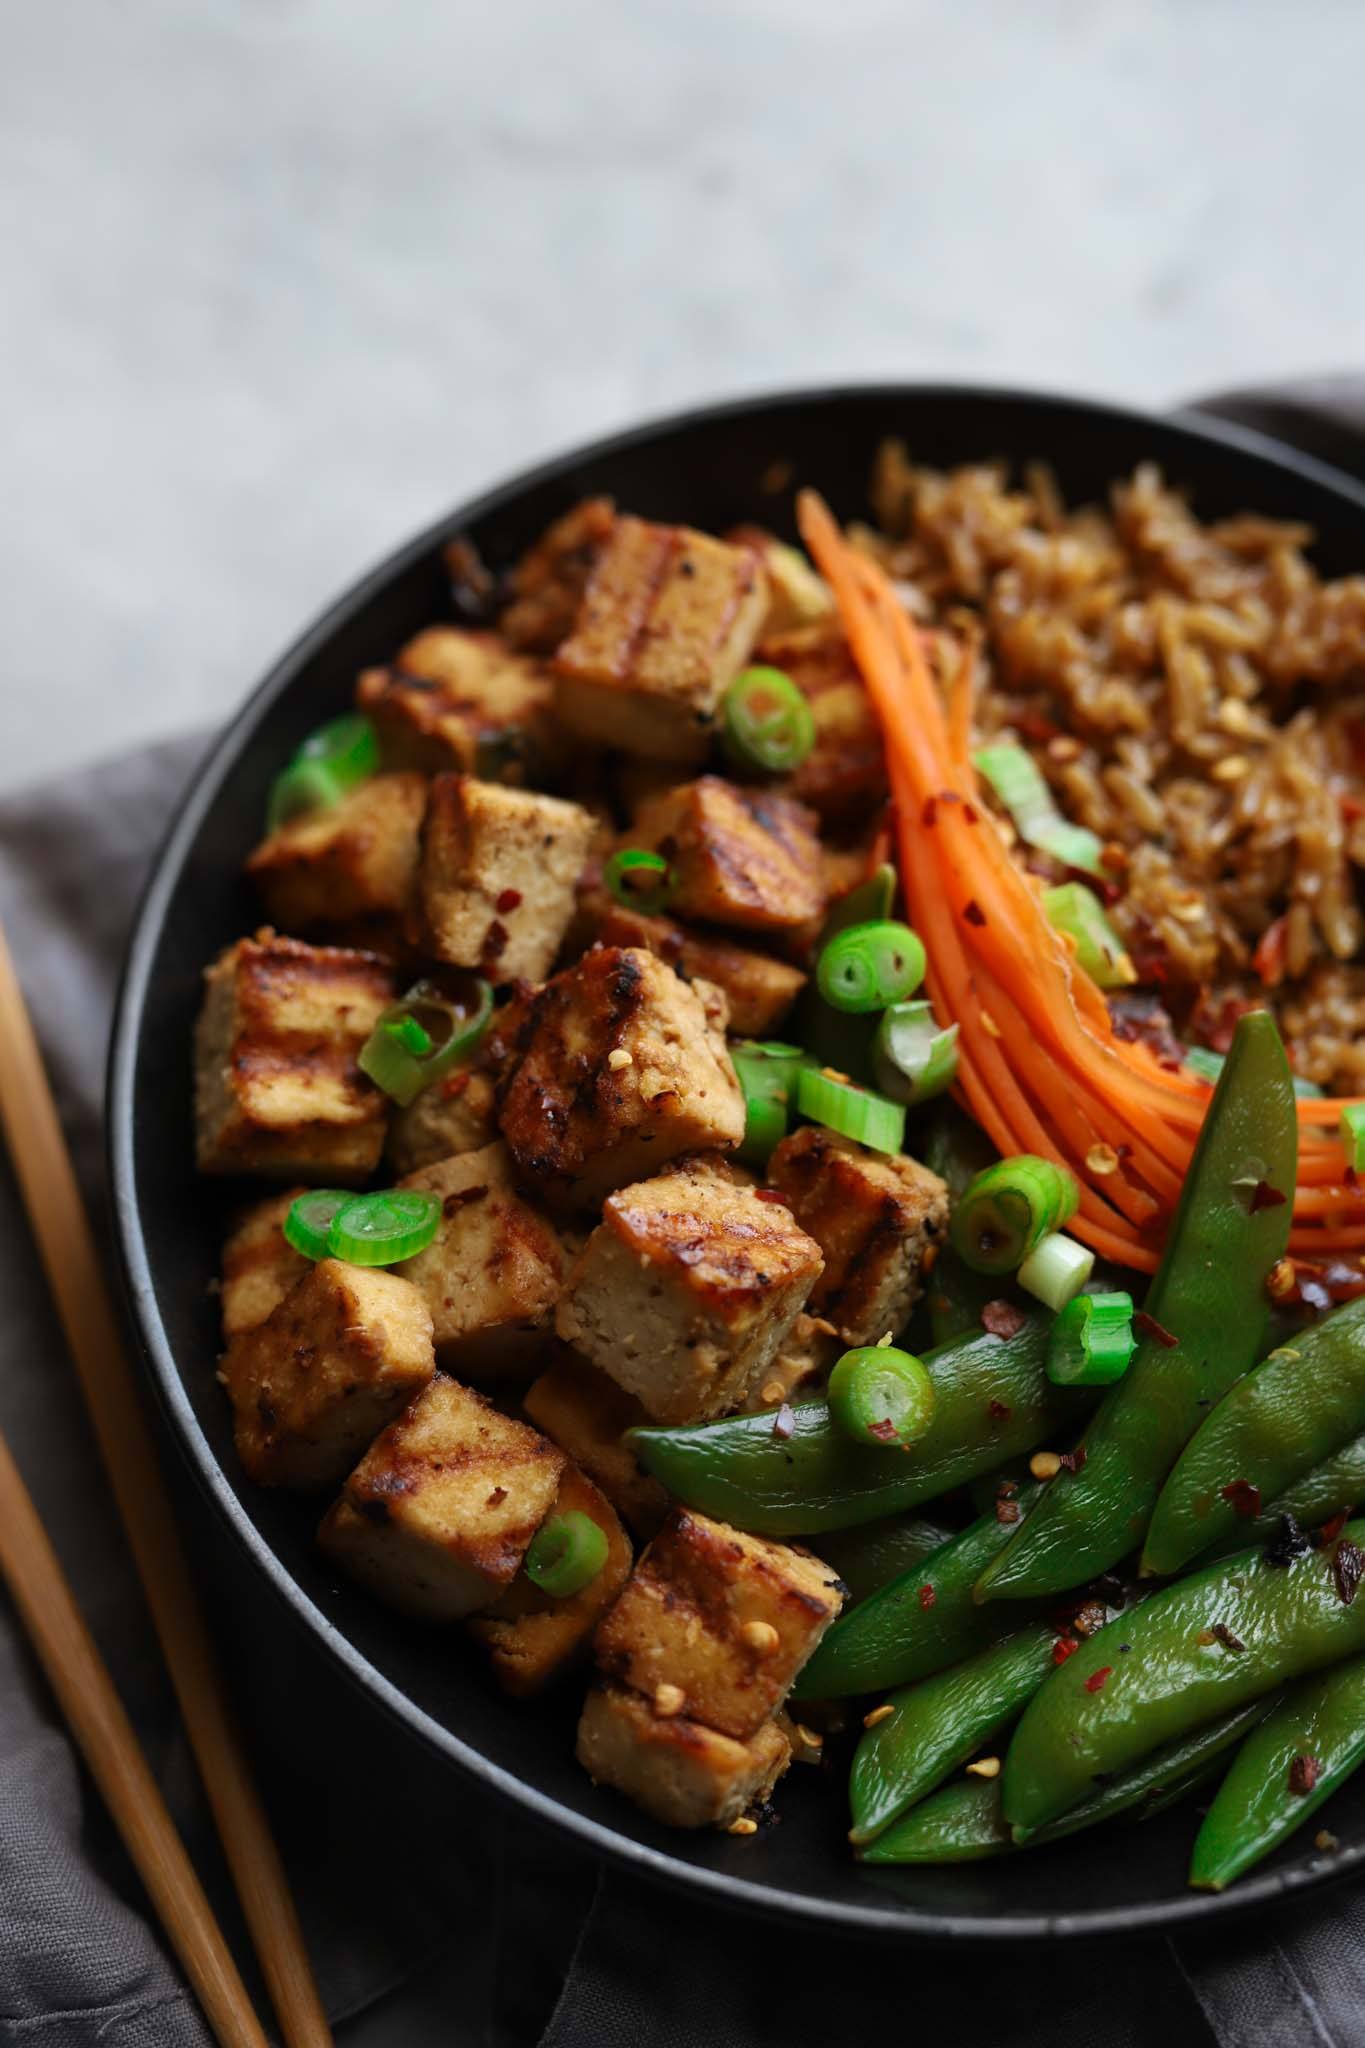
[0,919,332,2048]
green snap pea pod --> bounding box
[630,1316,1093,1537]
[1144,1298,1365,1577]
[799,1489,1043,1701]
[975,1012,1296,1606]
[861,1699,1273,1864]
[1190,1654,1365,1890]
[1002,1520,1365,1836]
[1210,1433,1365,1559]
[848,1623,1058,1844]
[811,1515,956,1606]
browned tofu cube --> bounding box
[415,774,596,982]
[554,518,768,762]
[395,1143,566,1376]
[194,932,393,1181]
[244,773,427,933]
[468,1464,632,1695]
[220,1189,311,1342]
[496,948,744,1211]
[576,1683,790,1830]
[220,1260,435,1490]
[499,497,616,654]
[760,623,889,826]
[356,626,566,783]
[593,1508,842,1740]
[555,1155,823,1423]
[385,1066,499,1175]
[585,894,806,1037]
[318,1373,564,1620]
[629,777,824,933]
[740,1312,840,1413]
[726,528,833,636]
[523,1347,668,1537]
[765,1127,950,1345]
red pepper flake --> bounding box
[1315,1509,1352,1548]
[867,1417,900,1443]
[1212,1622,1246,1652]
[922,796,939,828]
[981,1300,1027,1340]
[486,1485,507,1506]
[481,919,509,963]
[1252,915,1288,989]
[987,1398,1012,1422]
[1133,1310,1178,1349]
[439,1069,472,1101]
[962,803,979,824]
[1083,1666,1112,1694]
[1249,1180,1287,1213]
[1059,1445,1088,1474]
[963,899,987,927]
[1342,796,1365,823]
[754,1187,792,1206]
[495,887,523,914]
[772,1404,796,1442]
[1289,1753,1321,1795]
[1220,1479,1262,1518]
[1332,1536,1364,1606]
[995,1499,1022,1525]
[1052,1636,1080,1665]
[918,1584,937,1611]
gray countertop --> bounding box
[4,0,1363,792]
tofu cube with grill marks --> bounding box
[593,1507,843,1741]
[468,1463,632,1694]
[765,1127,950,1346]
[555,1154,823,1423]
[356,626,566,783]
[759,622,889,826]
[576,1683,791,1831]
[740,1311,840,1413]
[499,497,616,654]
[385,1066,498,1176]
[416,774,596,982]
[220,1259,435,1490]
[318,1374,564,1621]
[554,518,768,762]
[245,773,427,933]
[523,1347,668,1537]
[582,893,806,1037]
[628,777,824,933]
[195,933,393,1181]
[220,1189,311,1342]
[496,947,744,1211]
[395,1143,566,1377]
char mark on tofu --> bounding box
[194,931,394,1182]
[356,625,566,783]
[385,1065,499,1175]
[580,891,806,1037]
[523,1347,669,1538]
[765,1126,950,1347]
[628,776,825,933]
[219,1188,311,1342]
[554,518,769,763]
[556,1153,823,1423]
[468,1463,632,1695]
[414,773,597,982]
[498,497,616,655]
[576,1682,791,1831]
[245,773,427,934]
[495,946,744,1211]
[219,1259,435,1490]
[319,1373,565,1622]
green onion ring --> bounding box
[283,1189,355,1261]
[525,1511,609,1598]
[950,1156,1079,1275]
[828,1346,936,1449]
[816,920,927,1015]
[326,1189,442,1266]
[722,666,816,776]
[604,848,673,917]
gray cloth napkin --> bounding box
[2,375,1364,2048]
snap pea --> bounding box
[848,1623,1058,1844]
[1190,1654,1365,1891]
[1002,1519,1365,1836]
[975,1012,1296,1605]
[798,1488,1043,1701]
[811,1515,956,1606]
[926,1247,1013,1347]
[1144,1297,1365,1577]
[630,1315,1093,1536]
[1212,1433,1365,1558]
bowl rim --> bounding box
[107,379,1365,1941]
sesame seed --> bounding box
[760,1379,787,1405]
[742,1620,781,1656]
[863,1704,895,1729]
[1030,1451,1063,1481]
[653,1683,686,1717]
[965,1756,1001,1780]
[728,1816,759,1836]
[794,1723,823,1749]
[1086,1143,1119,1176]
[607,1048,633,1070]
[877,1330,895,1347]
[1315,1829,1340,1853]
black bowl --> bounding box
[109,384,1365,1941]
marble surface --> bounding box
[4,0,1364,792]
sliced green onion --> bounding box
[975,743,1105,875]
[327,1189,442,1265]
[1042,882,1136,990]
[604,847,672,916]
[1047,1290,1137,1386]
[267,713,379,831]
[1186,1044,1324,1101]
[721,665,815,776]
[827,1346,936,1449]
[1342,1102,1365,1171]
[816,920,927,1014]
[1017,1231,1095,1311]
[283,1189,354,1261]
[358,979,494,1106]
[873,1001,960,1107]
[731,1040,804,1167]
[796,1063,905,1155]
[525,1511,609,1598]
[950,1156,1079,1275]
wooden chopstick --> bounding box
[0,1429,269,2048]
[0,920,333,2048]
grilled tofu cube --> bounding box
[726,527,833,636]
[318,1374,565,1621]
[416,774,596,982]
[194,932,393,1181]
[628,777,824,933]
[395,1143,566,1376]
[555,519,768,763]
[584,894,806,1037]
[220,1259,435,1490]
[555,1155,823,1423]
[356,626,566,783]
[220,1189,311,1342]
[499,497,616,654]
[496,947,744,1211]
[244,773,427,933]
[523,1348,668,1537]
[765,1127,950,1345]
[740,1312,840,1413]
[468,1464,632,1695]
[593,1508,843,1740]
[760,623,888,826]
[576,1683,790,1830]
[385,1067,498,1175]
